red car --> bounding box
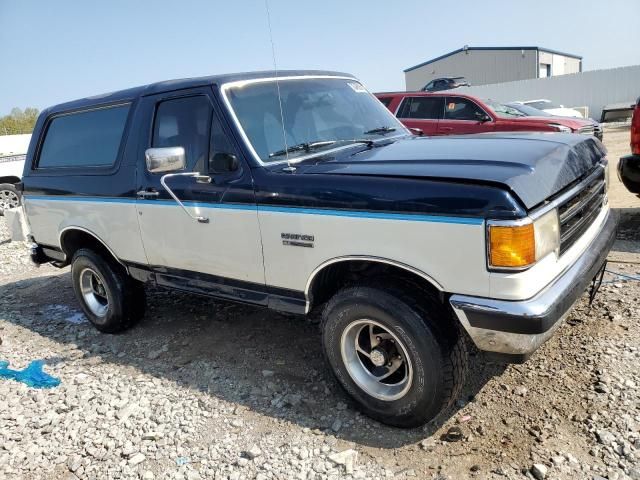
[376,92,599,137]
[618,96,640,196]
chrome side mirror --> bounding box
[145,147,186,173]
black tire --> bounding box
[0,183,21,215]
[322,281,468,428]
[71,248,146,333]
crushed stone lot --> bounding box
[1,128,639,480]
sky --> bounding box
[1,0,639,115]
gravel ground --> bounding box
[0,127,639,480]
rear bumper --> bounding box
[450,208,618,362]
[618,154,640,195]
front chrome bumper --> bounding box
[450,208,618,362]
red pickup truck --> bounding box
[376,92,599,137]
[618,97,640,195]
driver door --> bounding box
[437,96,495,135]
[135,88,265,288]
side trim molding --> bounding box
[24,195,484,225]
[304,255,444,313]
[124,262,307,315]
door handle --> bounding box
[194,175,212,184]
[440,127,453,131]
[136,190,159,199]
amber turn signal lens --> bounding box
[489,224,535,268]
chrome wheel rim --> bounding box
[79,268,109,318]
[340,319,413,401]
[0,189,19,210]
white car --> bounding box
[0,134,31,214]
[517,99,584,118]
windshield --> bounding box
[223,77,408,163]
[524,100,561,110]
[483,99,526,118]
[507,103,552,117]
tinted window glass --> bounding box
[444,97,485,120]
[209,111,236,172]
[152,96,212,169]
[400,97,443,119]
[38,105,129,168]
[378,97,393,108]
[397,98,412,118]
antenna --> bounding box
[264,0,294,172]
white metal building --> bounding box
[0,134,31,157]
[404,46,582,91]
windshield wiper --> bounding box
[345,139,375,147]
[363,126,397,135]
[268,140,336,158]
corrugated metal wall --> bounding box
[457,65,640,121]
[404,49,583,91]
[405,50,539,91]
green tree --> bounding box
[0,107,40,135]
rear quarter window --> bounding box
[377,97,393,109]
[37,104,130,169]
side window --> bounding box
[400,97,443,119]
[38,104,130,168]
[444,97,486,121]
[209,110,236,173]
[397,98,412,118]
[378,97,393,108]
[152,96,212,170]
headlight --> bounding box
[548,123,573,133]
[488,209,559,270]
[534,209,560,261]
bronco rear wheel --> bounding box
[71,248,146,333]
[322,282,468,428]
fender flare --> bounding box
[59,226,128,272]
[304,255,444,313]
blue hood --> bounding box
[297,133,606,209]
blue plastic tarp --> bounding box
[0,360,60,388]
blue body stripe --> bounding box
[23,195,484,225]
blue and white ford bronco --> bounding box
[17,71,616,427]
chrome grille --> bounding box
[577,125,595,136]
[557,169,606,255]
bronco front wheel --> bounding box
[322,282,468,428]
